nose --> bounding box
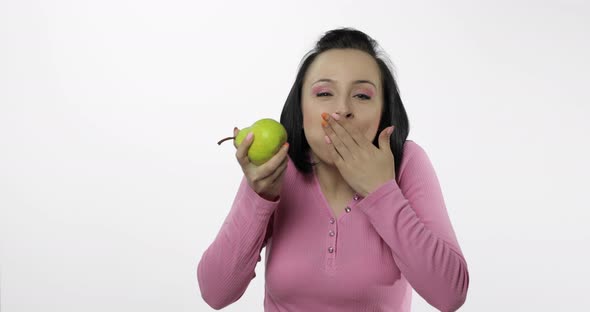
[334,97,354,119]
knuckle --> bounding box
[271,158,282,170]
[261,168,272,178]
[267,159,280,170]
[278,166,287,176]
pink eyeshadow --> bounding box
[358,88,375,97]
[311,86,330,94]
[311,85,375,97]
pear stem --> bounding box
[217,136,235,145]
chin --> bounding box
[308,143,336,166]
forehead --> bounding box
[305,49,381,86]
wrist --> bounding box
[259,192,280,202]
[365,177,395,197]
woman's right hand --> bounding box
[234,127,289,201]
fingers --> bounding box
[257,142,289,179]
[328,113,367,149]
[324,133,345,165]
[235,132,253,167]
[323,119,352,161]
[378,126,394,152]
[269,155,288,184]
[327,113,359,152]
[251,157,287,199]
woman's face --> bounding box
[301,48,383,165]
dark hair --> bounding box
[280,27,410,178]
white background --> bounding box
[1,0,589,311]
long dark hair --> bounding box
[280,27,410,178]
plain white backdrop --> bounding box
[1,0,589,311]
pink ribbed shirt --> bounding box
[197,140,469,311]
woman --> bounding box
[197,27,469,312]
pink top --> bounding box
[197,140,469,311]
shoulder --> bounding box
[401,139,427,162]
[274,154,314,203]
[282,153,318,189]
[396,139,435,182]
[283,154,304,188]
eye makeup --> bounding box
[311,85,375,98]
[311,86,330,95]
[355,88,374,98]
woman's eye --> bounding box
[355,94,371,100]
[315,92,371,100]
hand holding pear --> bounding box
[217,118,288,165]
[217,118,289,201]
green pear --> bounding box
[217,118,288,166]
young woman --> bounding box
[197,27,469,312]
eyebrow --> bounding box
[312,78,377,88]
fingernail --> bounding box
[321,112,330,121]
[234,127,238,132]
[324,135,331,144]
[246,132,253,141]
[321,120,328,127]
[331,113,340,120]
[283,142,289,149]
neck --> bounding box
[311,152,355,199]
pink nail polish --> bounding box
[331,113,340,120]
[246,132,253,141]
[324,135,332,144]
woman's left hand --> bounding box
[321,112,396,197]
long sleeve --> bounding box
[197,175,278,310]
[355,143,469,312]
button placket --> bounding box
[327,218,337,255]
[325,216,337,272]
[342,193,359,215]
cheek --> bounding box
[371,118,382,140]
[302,102,323,136]
[303,116,324,141]
[361,116,382,142]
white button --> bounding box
[345,207,351,213]
[329,218,335,224]
[353,194,360,201]
[329,230,335,237]
[328,247,334,253]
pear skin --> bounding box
[217,118,287,165]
